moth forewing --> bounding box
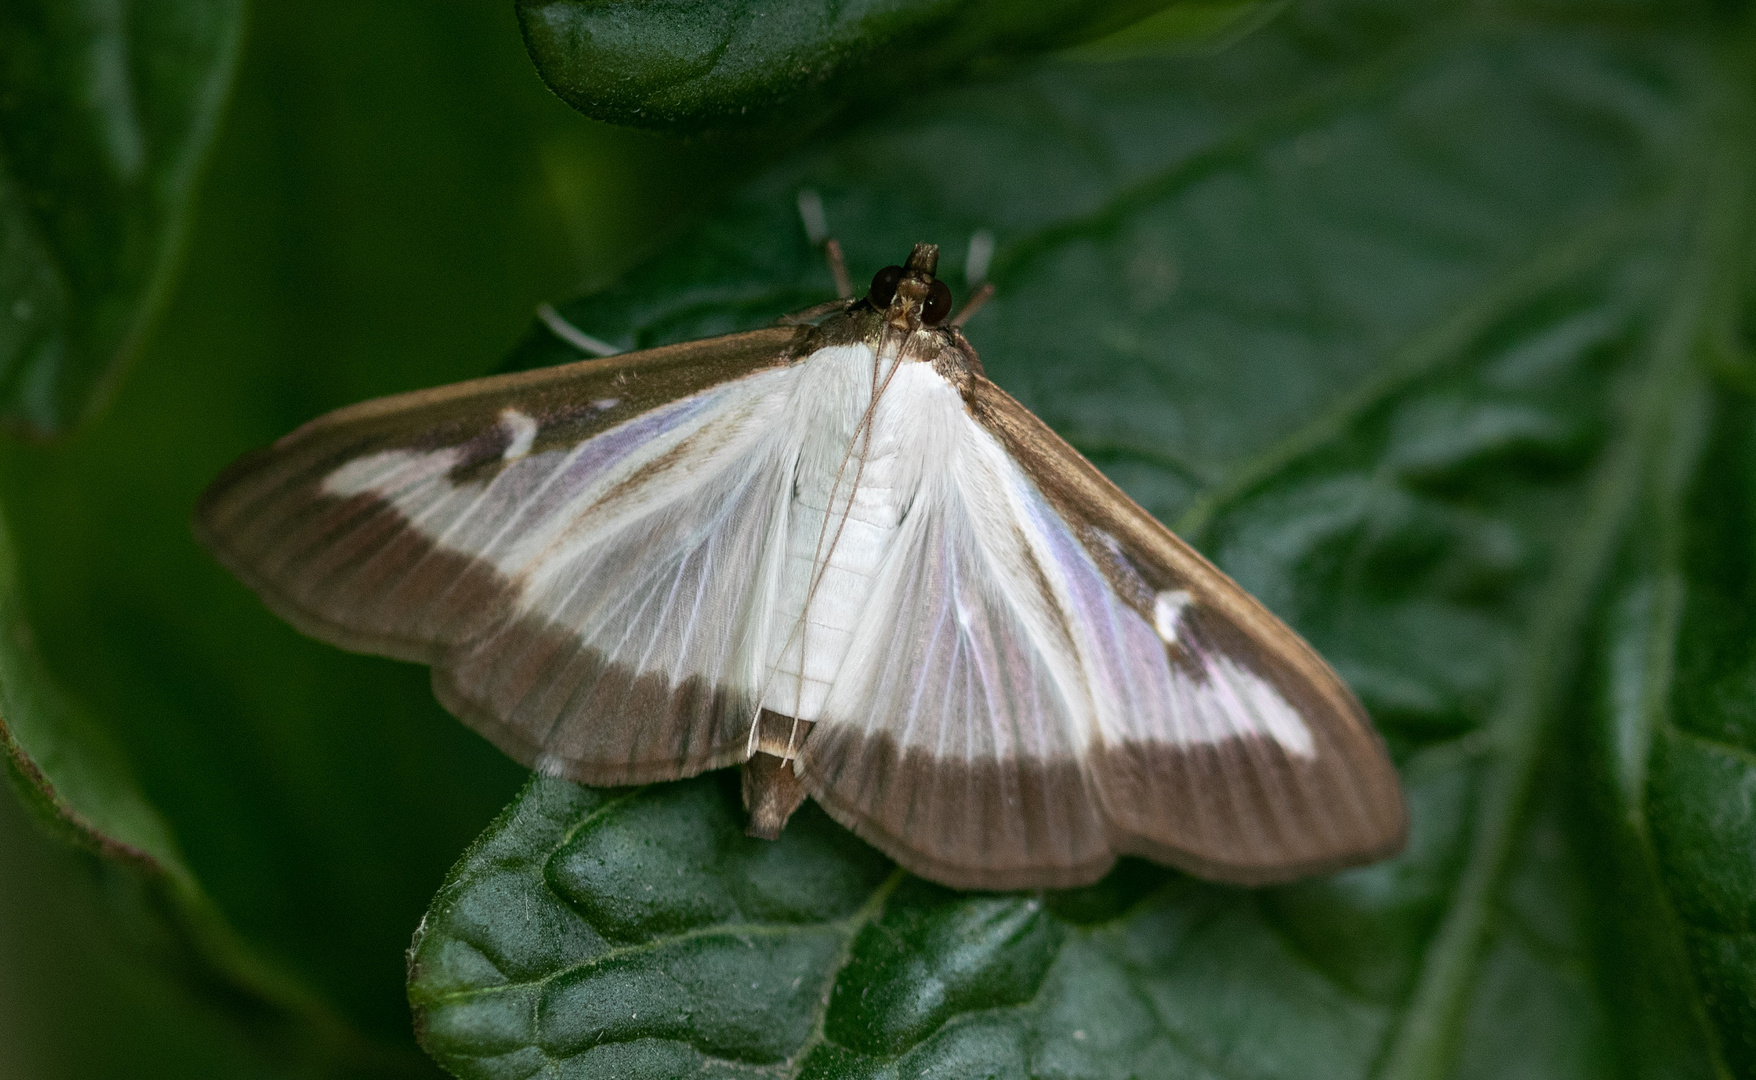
[193,323,808,739]
[196,245,1407,892]
[965,379,1408,884]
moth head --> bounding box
[867,242,954,332]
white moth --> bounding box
[196,237,1405,889]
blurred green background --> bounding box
[0,2,741,1075]
[5,0,1756,1077]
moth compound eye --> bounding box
[868,265,904,307]
[922,279,953,325]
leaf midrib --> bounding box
[1373,36,1756,1080]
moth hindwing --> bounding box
[197,243,1406,890]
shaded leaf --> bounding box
[0,504,420,1072]
[1593,371,1756,1071]
[0,0,694,1068]
[516,0,1197,130]
[0,0,246,437]
[412,2,1756,1076]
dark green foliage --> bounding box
[0,0,245,437]
[417,5,1756,1076]
[516,0,1186,130]
[4,0,1756,1077]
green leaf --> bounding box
[413,2,1756,1076]
[515,0,1199,130]
[0,502,412,1069]
[0,0,244,438]
[0,0,720,1070]
[1600,312,1756,1067]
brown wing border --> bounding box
[939,377,1411,885]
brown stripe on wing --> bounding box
[798,726,1113,891]
[268,326,805,450]
[799,721,1401,891]
[1098,732,1406,883]
[1096,602,1404,883]
[199,483,513,664]
[432,604,751,785]
[206,484,752,784]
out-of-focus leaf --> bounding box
[0,504,424,1073]
[0,0,245,438]
[0,777,302,1080]
[1597,361,1756,1070]
[0,0,749,1069]
[516,0,1193,130]
[410,1,1756,1076]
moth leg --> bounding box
[535,302,623,357]
[797,188,854,299]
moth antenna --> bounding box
[796,188,853,299]
[965,230,995,287]
[824,238,853,301]
[949,282,995,328]
[778,298,854,326]
[536,303,622,357]
[797,189,829,246]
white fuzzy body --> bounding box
[761,344,955,722]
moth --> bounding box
[196,235,1406,890]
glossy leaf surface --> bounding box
[516,0,1189,129]
[411,3,1756,1076]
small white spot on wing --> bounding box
[499,408,538,461]
[591,398,620,411]
[1152,589,1193,645]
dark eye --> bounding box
[922,279,953,325]
[867,265,904,307]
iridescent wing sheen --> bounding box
[795,377,1406,889]
[197,327,810,782]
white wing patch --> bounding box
[758,352,941,722]
[499,408,538,460]
[813,367,1089,767]
[1152,589,1192,645]
[318,343,1313,769]
[316,345,944,732]
[813,379,1316,767]
[316,367,796,712]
